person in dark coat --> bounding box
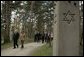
[42,32,45,43]
[34,34,36,42]
[45,33,48,43]
[36,32,39,42]
[38,32,41,42]
[13,29,20,49]
[40,33,42,41]
[34,33,37,42]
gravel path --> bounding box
[1,42,46,56]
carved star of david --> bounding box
[62,10,75,24]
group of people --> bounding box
[34,32,53,46]
[12,29,25,49]
[12,29,53,49]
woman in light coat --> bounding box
[20,30,25,48]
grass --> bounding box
[31,43,53,56]
[1,42,12,49]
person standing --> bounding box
[34,32,37,42]
[42,32,45,43]
[48,33,51,47]
[38,32,41,42]
[45,32,48,43]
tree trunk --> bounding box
[2,1,12,43]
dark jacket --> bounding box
[13,32,19,41]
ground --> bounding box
[1,42,46,56]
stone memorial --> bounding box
[53,1,80,56]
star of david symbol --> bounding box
[62,10,75,24]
